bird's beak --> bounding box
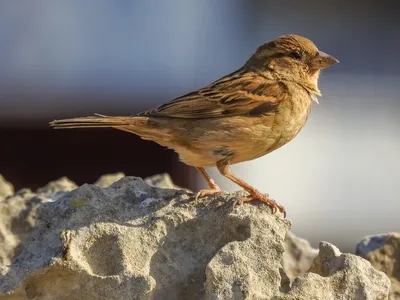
[311,51,339,69]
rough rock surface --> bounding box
[36,177,78,197]
[0,174,128,267]
[282,231,318,280]
[0,175,13,200]
[0,176,390,300]
[0,177,78,267]
[144,173,182,190]
[94,172,126,188]
[357,233,400,300]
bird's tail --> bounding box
[50,113,173,146]
[49,113,138,129]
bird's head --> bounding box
[245,34,338,96]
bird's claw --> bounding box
[194,188,221,204]
[233,192,286,218]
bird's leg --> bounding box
[217,160,286,217]
[195,167,221,202]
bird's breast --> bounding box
[273,91,312,143]
[232,90,313,163]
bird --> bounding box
[50,34,338,217]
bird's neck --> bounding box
[278,72,322,103]
[301,83,321,103]
[248,67,322,103]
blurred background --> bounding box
[0,1,399,251]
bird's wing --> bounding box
[138,69,286,119]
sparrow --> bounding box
[50,34,338,217]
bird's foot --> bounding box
[194,186,221,203]
[234,191,286,218]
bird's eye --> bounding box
[289,51,302,60]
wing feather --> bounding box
[138,69,286,119]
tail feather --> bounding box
[50,113,172,146]
[50,114,134,129]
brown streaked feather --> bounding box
[49,114,175,148]
[138,69,287,119]
[49,114,137,129]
